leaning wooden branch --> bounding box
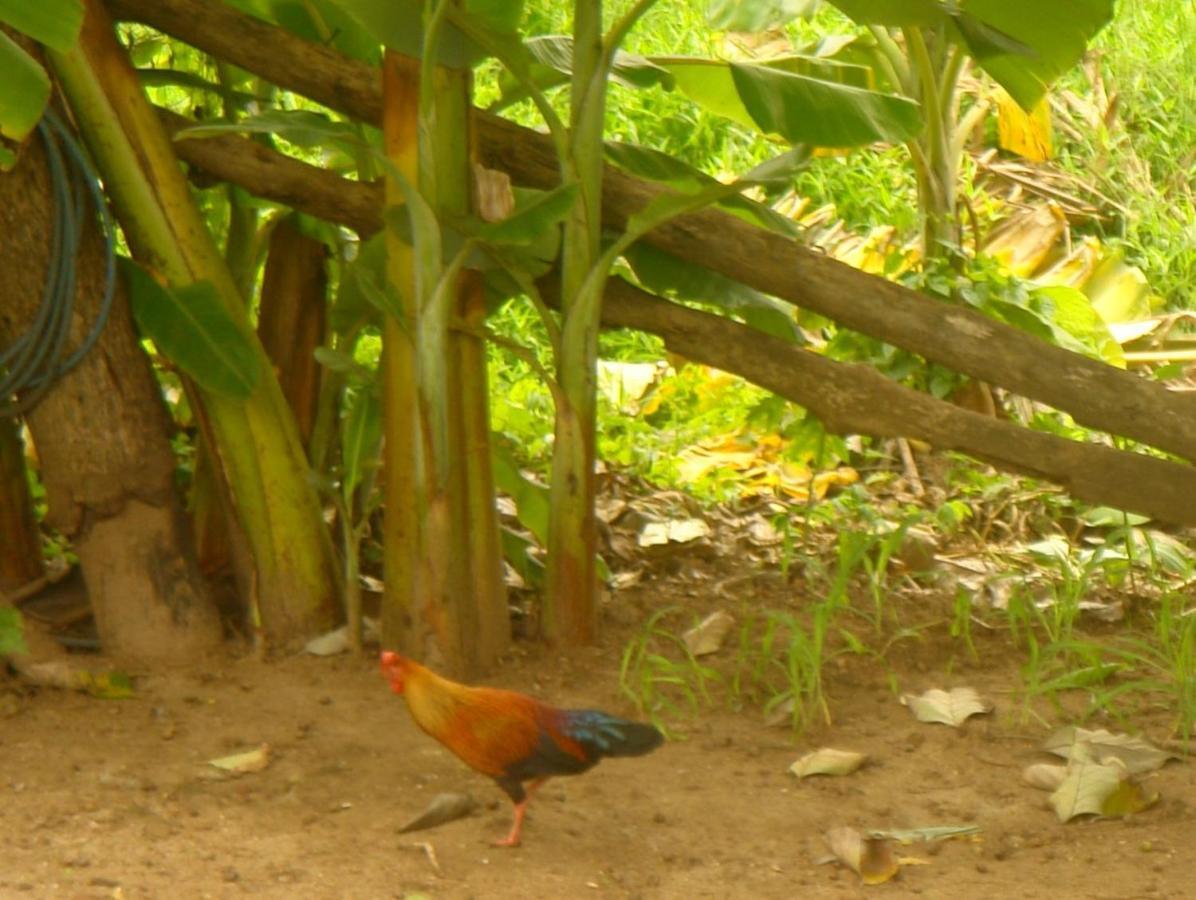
[596,279,1196,528]
[160,112,1196,526]
[109,0,1196,464]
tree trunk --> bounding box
[257,215,327,446]
[52,0,342,650]
[379,49,508,677]
[0,133,222,665]
[0,419,42,592]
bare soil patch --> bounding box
[2,569,1190,899]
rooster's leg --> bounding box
[494,778,549,848]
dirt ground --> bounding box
[3,569,1192,900]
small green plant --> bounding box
[949,586,977,661]
[731,602,850,735]
[0,607,27,656]
[619,607,722,736]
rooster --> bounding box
[380,651,663,847]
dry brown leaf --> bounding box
[825,826,899,885]
[790,748,867,779]
[472,163,514,223]
[398,792,477,834]
[683,610,735,657]
[1042,727,1178,775]
[1049,759,1134,822]
[208,743,270,775]
[1023,763,1068,792]
[637,517,711,547]
[900,687,992,727]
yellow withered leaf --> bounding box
[1083,253,1151,324]
[982,203,1067,277]
[997,87,1053,162]
[1033,236,1102,289]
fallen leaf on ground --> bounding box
[303,618,379,656]
[900,687,992,727]
[871,824,981,844]
[790,748,867,779]
[683,610,735,657]
[1042,727,1179,775]
[208,744,271,775]
[825,826,900,885]
[399,792,477,834]
[637,517,711,547]
[74,670,136,700]
[1049,758,1158,822]
[1023,763,1068,792]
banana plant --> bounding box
[50,1,342,646]
[705,0,1115,260]
[455,0,929,644]
[201,0,963,653]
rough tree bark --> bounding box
[0,131,222,664]
[0,418,42,592]
[257,215,327,446]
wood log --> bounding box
[109,0,1196,465]
[157,112,1196,526]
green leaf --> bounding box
[121,259,261,399]
[264,0,382,64]
[826,0,946,27]
[135,69,267,106]
[526,35,673,90]
[623,146,809,240]
[621,248,803,343]
[760,55,875,90]
[659,57,921,146]
[730,62,922,145]
[492,35,675,111]
[0,606,27,656]
[0,33,50,145]
[326,0,524,67]
[948,11,1038,61]
[605,141,797,236]
[173,109,362,155]
[342,386,381,501]
[964,0,1115,110]
[332,235,388,333]
[492,441,550,547]
[659,58,761,130]
[479,183,578,246]
[501,526,544,589]
[1031,285,1124,367]
[707,0,816,31]
[1079,507,1150,529]
[0,0,83,52]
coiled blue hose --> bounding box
[0,108,116,417]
